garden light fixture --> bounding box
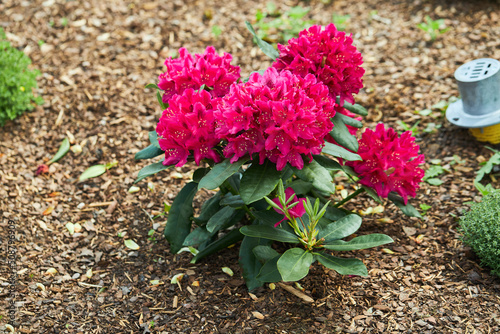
[446,58,500,143]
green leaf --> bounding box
[240,160,282,204]
[240,225,299,243]
[339,99,368,116]
[198,158,248,190]
[426,178,443,186]
[79,165,107,182]
[148,131,161,149]
[330,113,359,152]
[164,182,198,254]
[335,112,363,128]
[257,255,282,283]
[315,252,368,276]
[48,137,70,164]
[145,83,160,90]
[318,214,362,242]
[134,144,164,160]
[182,227,212,246]
[239,236,270,290]
[193,167,211,183]
[156,90,166,109]
[245,21,280,60]
[220,194,245,207]
[253,245,280,262]
[252,210,286,227]
[193,192,222,225]
[292,159,335,194]
[124,239,140,250]
[312,155,343,172]
[277,248,313,282]
[134,159,172,184]
[206,206,237,233]
[424,165,445,180]
[475,150,500,184]
[323,205,347,222]
[323,233,393,251]
[192,229,244,263]
[388,193,422,218]
[322,142,361,162]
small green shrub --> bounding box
[459,191,500,276]
[0,28,43,127]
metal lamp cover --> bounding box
[446,58,500,128]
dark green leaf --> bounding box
[245,21,280,60]
[194,192,222,225]
[252,210,285,227]
[288,179,313,195]
[323,205,347,222]
[198,158,248,190]
[338,99,368,116]
[257,255,282,283]
[277,248,313,282]
[134,144,164,160]
[240,225,299,243]
[220,194,245,207]
[134,159,172,183]
[322,142,361,162]
[240,160,282,204]
[182,227,212,246]
[313,155,343,171]
[335,112,363,128]
[253,245,280,262]
[239,236,270,290]
[79,165,107,182]
[362,186,383,203]
[318,214,362,242]
[148,130,161,149]
[49,137,70,164]
[388,193,422,218]
[330,113,359,152]
[191,229,244,263]
[164,182,198,254]
[206,206,237,233]
[193,167,210,183]
[293,159,335,194]
[315,252,368,276]
[323,233,393,251]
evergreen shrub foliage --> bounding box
[459,191,500,276]
[0,28,43,126]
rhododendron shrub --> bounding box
[134,23,424,290]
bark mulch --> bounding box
[1,0,500,333]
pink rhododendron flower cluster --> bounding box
[346,123,425,204]
[272,188,307,227]
[215,67,336,170]
[158,46,240,104]
[156,89,222,167]
[272,24,364,106]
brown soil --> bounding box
[1,0,500,333]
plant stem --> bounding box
[334,187,365,208]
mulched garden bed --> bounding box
[1,0,500,332]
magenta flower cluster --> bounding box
[156,89,221,167]
[158,46,240,104]
[154,25,367,171]
[272,24,364,106]
[215,68,336,170]
[346,124,425,204]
